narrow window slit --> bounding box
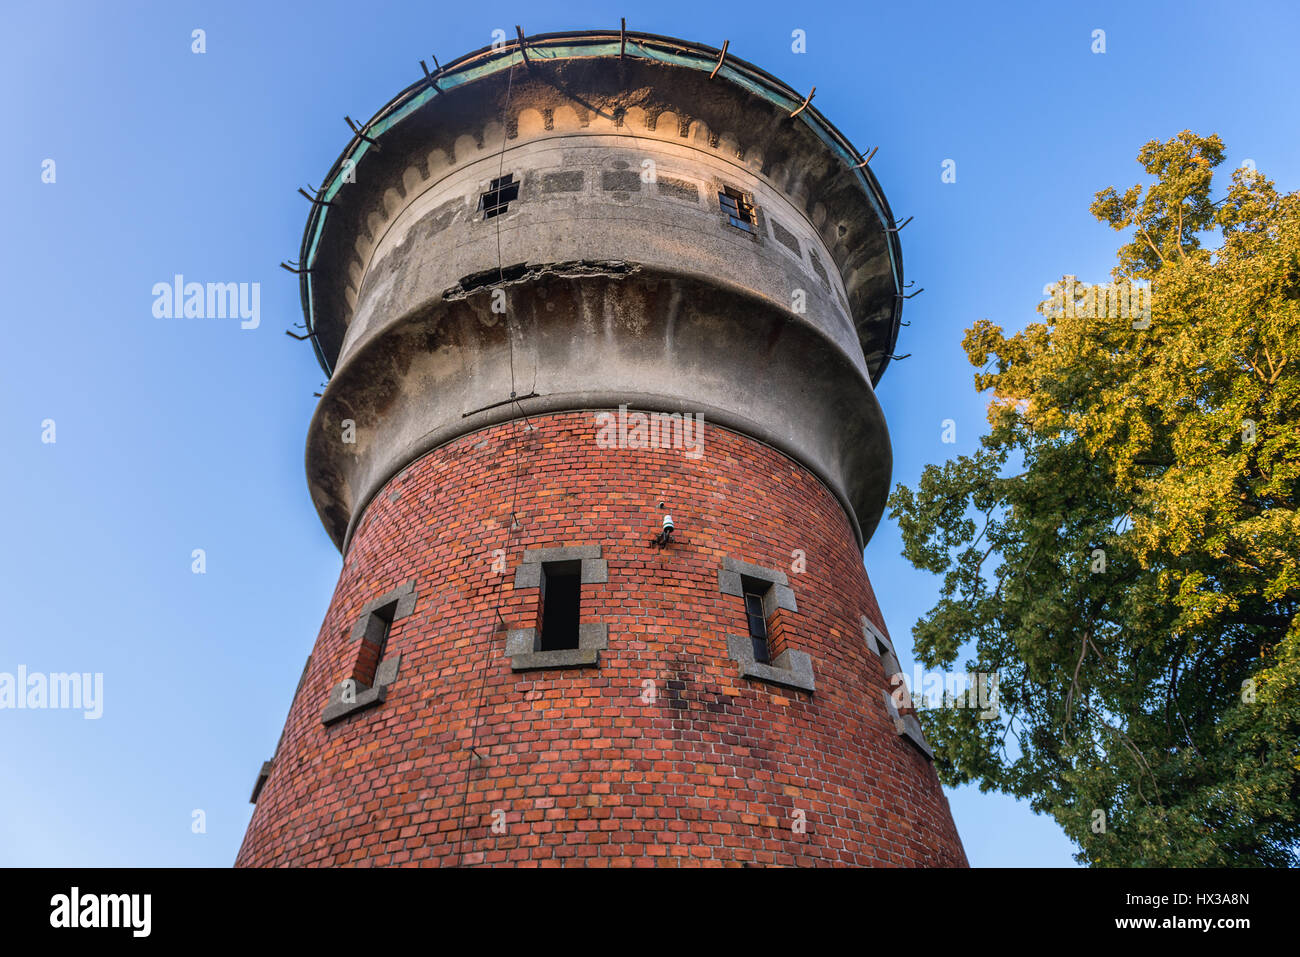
[357,602,396,688]
[744,588,771,663]
[539,560,582,651]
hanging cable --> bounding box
[495,60,518,394]
[453,52,529,868]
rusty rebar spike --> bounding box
[790,86,816,118]
[710,39,730,79]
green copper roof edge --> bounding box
[298,31,903,381]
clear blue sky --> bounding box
[3,0,1296,867]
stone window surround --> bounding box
[250,760,274,804]
[861,614,902,675]
[251,655,312,803]
[882,689,934,760]
[862,615,933,759]
[508,546,608,671]
[712,178,765,244]
[320,581,417,726]
[718,556,814,693]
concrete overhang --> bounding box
[307,266,891,554]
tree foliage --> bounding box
[888,132,1300,865]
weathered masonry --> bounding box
[237,29,967,867]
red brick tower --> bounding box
[238,29,967,867]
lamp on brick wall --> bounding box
[652,509,675,548]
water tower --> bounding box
[237,28,967,867]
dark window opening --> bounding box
[719,186,757,233]
[539,561,582,651]
[743,588,770,663]
[357,603,396,687]
[480,174,520,219]
[371,608,394,662]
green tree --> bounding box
[888,132,1300,865]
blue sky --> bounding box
[2,0,1296,867]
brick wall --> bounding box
[236,412,968,867]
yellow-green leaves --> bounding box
[889,134,1300,866]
